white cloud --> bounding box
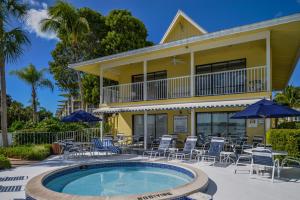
[24,7,58,40]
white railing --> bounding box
[103,66,266,103]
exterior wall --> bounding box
[109,40,266,85]
[107,107,265,145]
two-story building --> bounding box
[70,10,300,147]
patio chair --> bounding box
[143,135,173,158]
[196,137,225,165]
[91,138,113,156]
[252,135,264,147]
[60,140,80,159]
[102,137,122,154]
[168,136,198,160]
[250,148,280,182]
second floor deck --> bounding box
[103,65,267,104]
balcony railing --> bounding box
[103,66,267,104]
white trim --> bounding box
[93,98,262,114]
[69,13,300,69]
[100,68,103,104]
[160,10,207,44]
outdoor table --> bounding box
[220,151,236,163]
[243,148,288,156]
[74,142,93,157]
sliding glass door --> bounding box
[133,114,168,140]
[196,112,246,142]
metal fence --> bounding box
[8,128,102,146]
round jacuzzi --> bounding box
[26,161,208,200]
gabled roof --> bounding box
[159,10,207,44]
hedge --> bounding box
[267,129,300,158]
[0,155,11,169]
[0,145,52,161]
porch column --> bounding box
[71,96,74,113]
[191,108,195,136]
[100,68,104,104]
[144,110,148,150]
[266,31,271,92]
[190,51,195,97]
[143,60,147,101]
[100,114,103,141]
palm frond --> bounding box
[39,79,54,92]
[2,27,30,63]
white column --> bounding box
[143,60,147,101]
[190,51,195,97]
[100,68,104,104]
[144,110,148,150]
[100,114,103,141]
[191,108,195,136]
[266,31,271,92]
[71,96,74,113]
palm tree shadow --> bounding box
[205,178,218,196]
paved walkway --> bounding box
[0,154,299,200]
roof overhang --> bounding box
[93,99,262,114]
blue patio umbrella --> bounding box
[231,99,300,145]
[61,110,102,122]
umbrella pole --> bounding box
[100,114,103,141]
[264,116,266,148]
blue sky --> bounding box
[7,0,300,113]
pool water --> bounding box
[45,166,193,196]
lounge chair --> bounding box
[91,138,113,156]
[143,135,173,158]
[168,136,198,160]
[102,137,122,154]
[250,148,280,182]
[196,137,225,165]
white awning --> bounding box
[93,98,262,114]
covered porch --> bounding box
[94,98,267,149]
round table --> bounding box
[243,148,288,156]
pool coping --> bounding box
[25,160,209,200]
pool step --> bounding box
[186,192,212,200]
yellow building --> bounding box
[70,10,300,147]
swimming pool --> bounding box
[26,161,209,200]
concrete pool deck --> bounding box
[0,154,299,200]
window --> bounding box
[133,114,168,140]
[196,112,246,142]
[195,59,246,95]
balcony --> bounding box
[103,66,267,104]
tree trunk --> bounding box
[32,85,37,123]
[77,71,84,110]
[73,44,84,110]
[0,60,8,147]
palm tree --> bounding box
[274,85,300,108]
[0,0,30,146]
[10,64,54,123]
[40,0,90,109]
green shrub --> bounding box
[0,145,51,160]
[0,155,11,169]
[277,121,300,129]
[267,129,300,158]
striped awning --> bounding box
[93,98,262,114]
